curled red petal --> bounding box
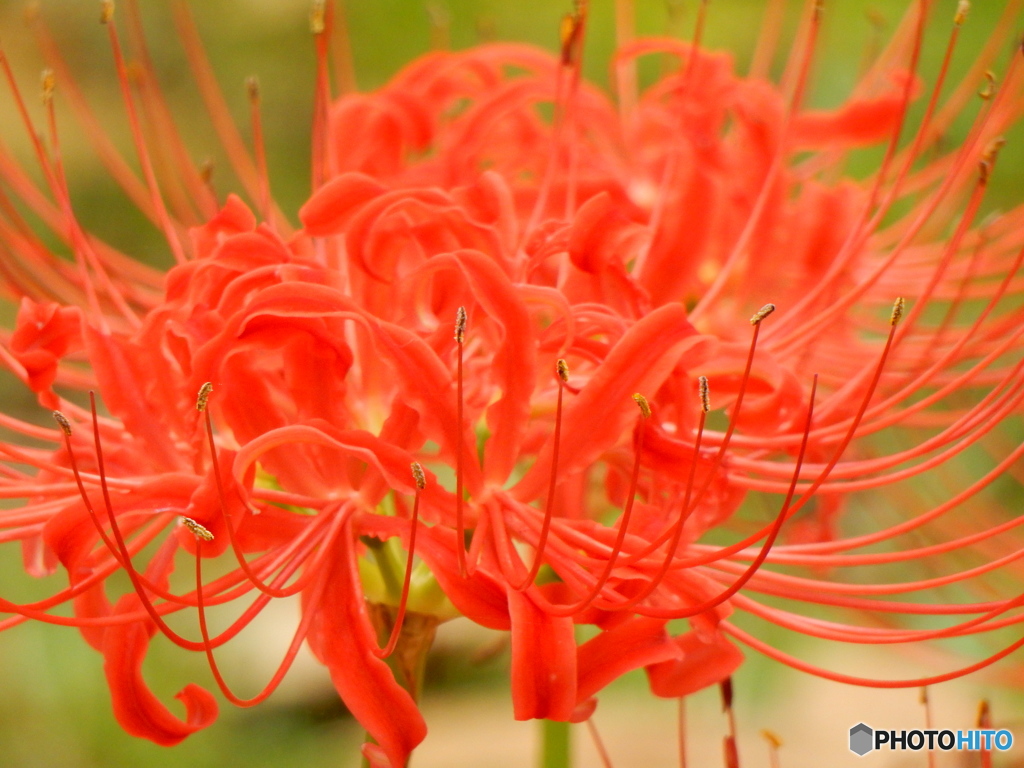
[644,630,744,698]
[103,595,218,745]
[299,171,388,236]
[576,617,681,702]
[791,72,921,149]
[189,194,257,258]
[9,297,82,401]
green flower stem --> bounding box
[540,719,572,768]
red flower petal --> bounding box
[515,304,714,502]
[508,588,577,721]
[645,630,744,698]
[576,617,681,702]
[305,524,426,767]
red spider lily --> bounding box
[1,0,1024,765]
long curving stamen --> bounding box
[604,374,816,619]
[722,619,1024,689]
[198,383,328,599]
[310,0,333,190]
[599,376,709,609]
[51,409,198,608]
[544,392,651,616]
[979,699,993,768]
[101,1,187,264]
[762,730,782,768]
[84,391,206,650]
[921,687,937,768]
[191,511,341,706]
[721,678,739,768]
[511,359,569,591]
[78,391,326,649]
[585,717,616,768]
[374,463,425,658]
[644,299,904,576]
[625,305,774,566]
[42,84,147,330]
[246,77,274,228]
[454,306,470,577]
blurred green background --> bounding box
[1,1,1023,766]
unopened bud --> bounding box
[181,517,214,542]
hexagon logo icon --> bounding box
[850,723,874,756]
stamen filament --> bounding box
[511,360,568,591]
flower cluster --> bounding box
[1,1,1023,765]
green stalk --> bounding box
[540,719,572,768]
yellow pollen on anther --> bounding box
[954,0,970,25]
[632,393,651,419]
[200,159,215,186]
[100,0,114,25]
[310,0,326,34]
[699,376,710,413]
[181,517,214,542]
[41,69,55,103]
[52,411,72,437]
[556,359,569,383]
[761,730,783,749]
[411,462,426,490]
[979,137,1006,186]
[979,70,996,100]
[890,297,905,326]
[196,382,213,412]
[750,303,776,325]
[977,699,991,726]
[246,76,261,103]
[454,306,467,344]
